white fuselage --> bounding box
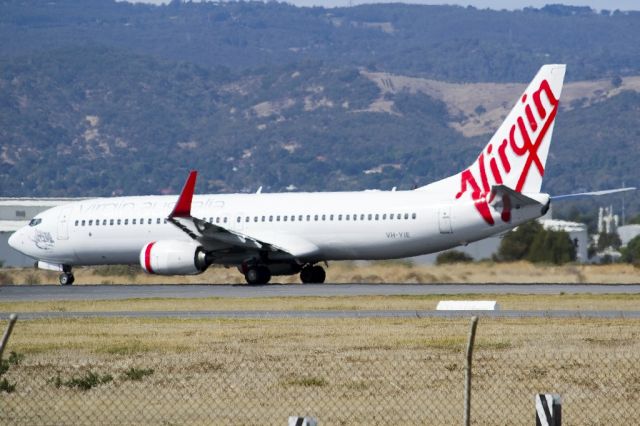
[9,187,548,267]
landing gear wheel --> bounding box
[300,265,325,284]
[59,273,74,286]
[245,266,271,285]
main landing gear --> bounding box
[244,265,272,285]
[300,265,325,284]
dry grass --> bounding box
[1,317,639,425]
[2,261,640,285]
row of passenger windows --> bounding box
[230,212,417,224]
[75,218,168,227]
[73,212,418,227]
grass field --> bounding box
[2,260,640,285]
[1,317,639,425]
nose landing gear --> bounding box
[59,265,74,285]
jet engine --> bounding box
[140,240,211,275]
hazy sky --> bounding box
[130,0,640,11]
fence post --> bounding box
[464,316,478,426]
[535,394,562,426]
[0,314,18,361]
[288,416,317,426]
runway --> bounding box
[1,283,640,302]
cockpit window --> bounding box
[28,218,42,227]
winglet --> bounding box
[170,170,197,218]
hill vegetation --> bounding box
[0,1,638,215]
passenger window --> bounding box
[366,214,371,220]
[132,219,136,225]
[141,218,145,225]
[306,215,310,221]
[360,214,365,220]
[81,220,86,226]
[283,216,287,222]
[269,216,273,222]
[291,215,295,222]
[298,215,303,221]
[237,217,241,223]
[382,214,387,220]
[110,219,114,226]
[353,214,357,221]
[117,219,121,225]
[164,219,167,224]
[338,214,342,221]
[277,216,281,222]
[254,217,258,223]
[147,218,152,225]
[322,214,326,221]
[224,217,228,224]
[87,220,92,226]
[329,215,334,221]
[314,215,318,221]
[95,220,99,226]
[124,219,128,225]
[156,218,161,224]
[75,220,79,226]
[412,213,417,219]
[262,216,266,222]
[245,217,250,223]
[390,214,394,220]
[103,220,107,226]
[375,214,379,220]
[398,213,402,220]
[216,217,220,224]
[404,213,409,219]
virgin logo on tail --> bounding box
[455,78,560,225]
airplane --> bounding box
[7,64,633,285]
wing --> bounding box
[166,171,320,260]
[551,187,636,201]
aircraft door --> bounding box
[57,207,71,240]
[438,206,453,234]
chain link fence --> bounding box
[0,316,638,425]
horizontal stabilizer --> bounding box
[491,185,542,207]
[551,187,636,201]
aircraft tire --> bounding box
[59,273,74,286]
[245,266,271,285]
[300,265,325,284]
[311,265,326,284]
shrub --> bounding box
[50,371,113,391]
[436,250,473,265]
[0,271,14,285]
[122,367,154,381]
[23,272,41,285]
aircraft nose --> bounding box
[8,230,21,251]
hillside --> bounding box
[0,1,639,214]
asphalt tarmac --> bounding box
[2,283,640,302]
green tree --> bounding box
[496,220,543,261]
[436,250,473,265]
[621,235,640,265]
[527,229,577,265]
[596,232,622,251]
